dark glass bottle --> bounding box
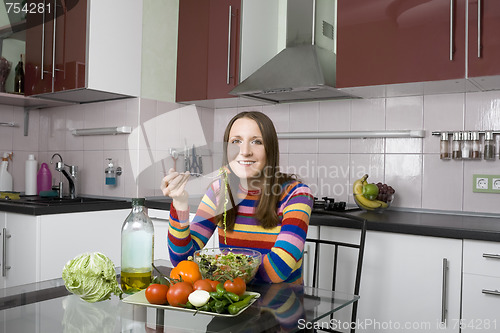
[14,54,24,94]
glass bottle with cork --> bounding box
[452,132,462,159]
[484,132,495,160]
[440,132,451,159]
[461,131,472,159]
[471,131,481,159]
[121,198,154,294]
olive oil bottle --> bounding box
[121,198,154,294]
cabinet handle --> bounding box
[226,5,233,85]
[149,216,169,222]
[477,0,481,58]
[482,253,500,260]
[2,228,12,277]
[41,0,46,80]
[52,0,57,79]
[303,244,310,287]
[441,258,448,324]
[482,289,500,296]
[449,0,454,61]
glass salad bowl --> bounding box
[193,247,262,283]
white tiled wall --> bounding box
[212,91,500,215]
[1,90,500,214]
[0,98,214,199]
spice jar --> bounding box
[471,131,481,159]
[440,132,451,159]
[452,132,462,159]
[461,131,472,159]
[484,131,495,160]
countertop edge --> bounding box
[310,210,500,242]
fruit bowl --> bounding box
[193,247,261,284]
[354,193,394,213]
[353,175,396,213]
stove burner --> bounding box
[313,197,346,211]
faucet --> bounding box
[50,153,78,199]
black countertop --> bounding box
[0,196,131,215]
[310,208,500,242]
[0,195,499,242]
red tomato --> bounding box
[170,260,202,284]
[224,277,246,296]
[208,279,220,291]
[166,282,193,307]
[145,284,169,305]
[193,279,214,292]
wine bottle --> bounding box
[14,54,24,93]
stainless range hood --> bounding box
[230,0,355,103]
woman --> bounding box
[161,111,313,283]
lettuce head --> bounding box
[62,252,123,303]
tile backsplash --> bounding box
[1,90,500,214]
[214,91,500,215]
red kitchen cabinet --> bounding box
[176,0,241,102]
[467,0,500,78]
[337,0,467,88]
[25,0,87,96]
[24,0,142,103]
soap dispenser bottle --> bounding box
[105,158,116,185]
[0,152,13,192]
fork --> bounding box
[160,171,220,179]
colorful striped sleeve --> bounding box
[258,182,314,283]
[167,181,220,266]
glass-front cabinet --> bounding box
[24,0,86,96]
[0,1,27,94]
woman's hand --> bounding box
[161,168,191,211]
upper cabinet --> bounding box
[176,0,241,103]
[336,0,467,88]
[467,0,500,88]
[337,0,500,89]
[25,0,142,103]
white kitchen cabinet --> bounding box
[306,226,368,332]
[306,226,462,333]
[357,231,462,333]
[149,209,171,261]
[303,225,319,287]
[359,232,462,332]
[148,208,218,263]
[461,240,500,333]
[38,209,129,281]
[0,213,38,288]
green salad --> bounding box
[196,251,260,283]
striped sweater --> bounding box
[168,180,313,284]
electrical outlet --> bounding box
[473,174,500,193]
[492,177,500,192]
[473,175,489,192]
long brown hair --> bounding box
[215,111,298,230]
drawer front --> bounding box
[463,240,500,277]
[462,274,500,333]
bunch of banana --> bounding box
[353,174,389,210]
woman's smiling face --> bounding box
[227,117,267,187]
